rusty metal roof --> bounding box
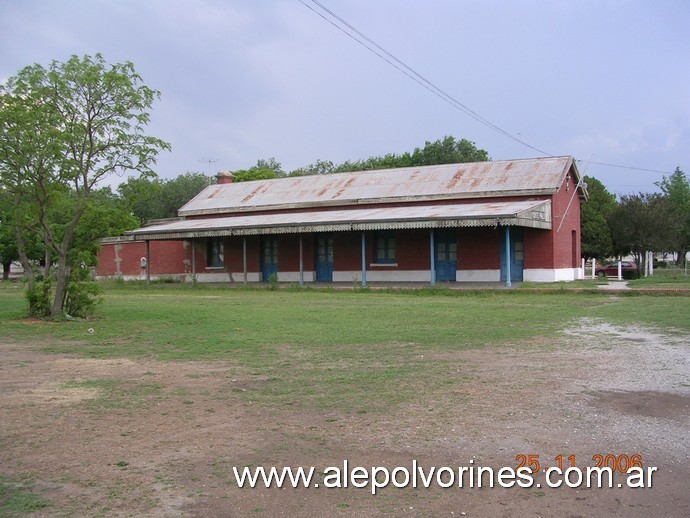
[130,200,551,240]
[179,156,580,217]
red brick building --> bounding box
[96,156,588,286]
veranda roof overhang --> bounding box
[127,200,552,241]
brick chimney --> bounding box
[215,171,235,184]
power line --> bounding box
[300,0,677,177]
[577,160,674,175]
[300,0,551,156]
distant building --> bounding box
[96,156,588,285]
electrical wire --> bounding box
[300,0,677,177]
[299,0,551,156]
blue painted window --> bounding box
[374,230,395,264]
[207,237,224,267]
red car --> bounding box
[596,261,639,279]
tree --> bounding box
[656,167,690,264]
[580,176,617,260]
[70,187,139,266]
[253,157,284,176]
[288,159,336,177]
[292,136,489,175]
[609,193,673,272]
[157,172,211,218]
[409,136,489,166]
[0,187,19,279]
[117,174,164,226]
[0,54,169,317]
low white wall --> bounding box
[271,271,315,283]
[98,268,586,284]
[333,270,431,282]
[523,268,583,282]
[456,269,500,282]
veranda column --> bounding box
[361,231,367,288]
[242,237,247,284]
[505,227,511,288]
[430,229,436,286]
[145,240,151,285]
[191,239,197,284]
[299,235,304,287]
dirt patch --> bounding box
[1,319,689,517]
[589,390,690,421]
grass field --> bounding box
[2,282,689,353]
[1,282,688,415]
[1,282,689,516]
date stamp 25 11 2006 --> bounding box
[515,453,657,489]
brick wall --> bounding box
[96,240,191,277]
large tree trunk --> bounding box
[51,255,69,317]
[50,207,84,318]
[2,261,10,280]
[14,227,35,290]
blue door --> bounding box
[261,237,278,281]
[434,230,457,281]
[315,235,334,282]
[500,228,524,282]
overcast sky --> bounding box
[1,0,688,195]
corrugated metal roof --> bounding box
[179,156,578,217]
[130,200,551,240]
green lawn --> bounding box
[2,282,689,412]
[2,283,689,358]
[628,268,690,288]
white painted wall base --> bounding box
[523,268,583,282]
[98,268,586,284]
[456,269,500,282]
[96,274,188,282]
[333,270,431,282]
[271,271,315,283]
[226,272,262,283]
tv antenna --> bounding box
[199,158,218,176]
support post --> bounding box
[592,258,596,279]
[361,231,367,288]
[430,229,436,286]
[145,240,151,285]
[505,227,512,288]
[242,237,247,284]
[617,260,622,281]
[191,239,197,284]
[299,235,304,287]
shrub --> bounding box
[25,278,53,318]
[64,281,102,318]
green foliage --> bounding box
[580,176,617,260]
[158,172,211,217]
[24,278,53,318]
[267,272,279,289]
[64,281,102,318]
[232,169,277,182]
[0,190,19,277]
[655,167,690,264]
[253,157,284,176]
[0,53,169,317]
[118,172,210,224]
[609,193,673,269]
[117,174,164,225]
[289,159,336,177]
[289,136,488,175]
